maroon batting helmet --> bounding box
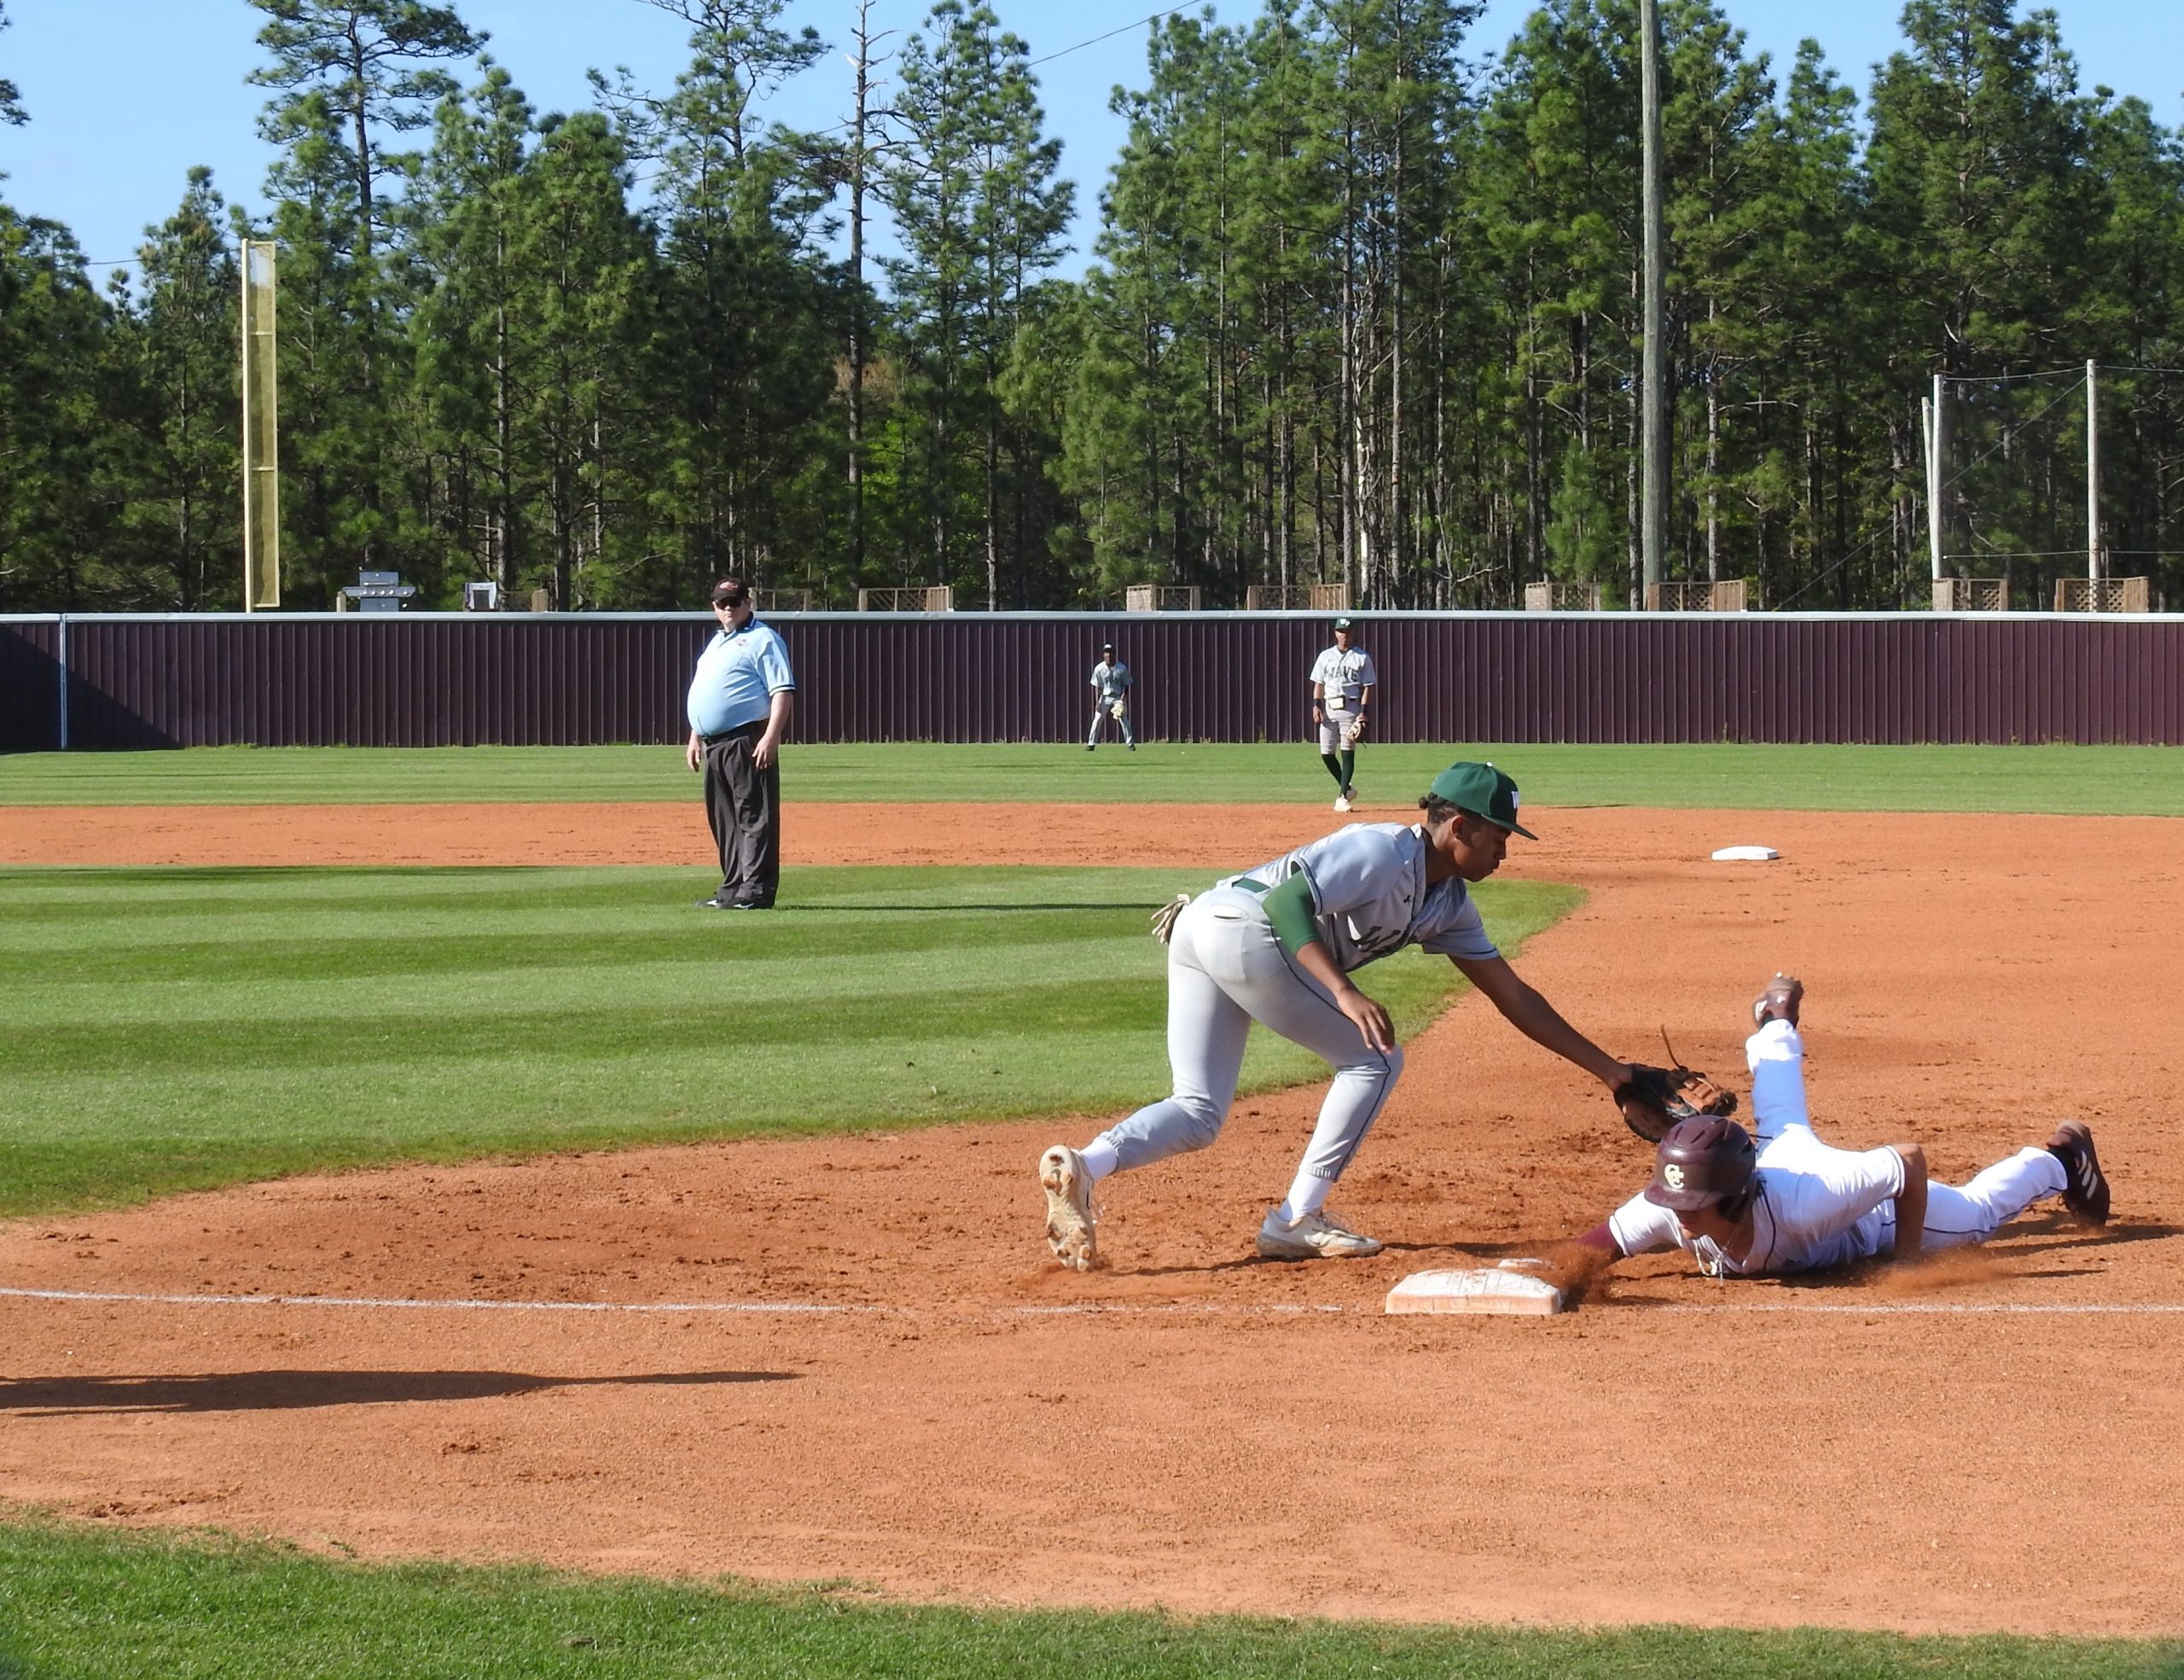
[1643,1114,1757,1212]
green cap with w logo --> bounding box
[1428,761,1536,840]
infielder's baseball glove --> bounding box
[1341,717,1365,746]
[1616,1061,1737,1144]
[1109,700,1128,722]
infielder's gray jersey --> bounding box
[1228,823,1499,971]
[1091,660,1133,699]
[1310,646,1377,711]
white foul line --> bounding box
[1653,1301,2184,1316]
[0,1286,884,1316]
[3,1284,2181,1318]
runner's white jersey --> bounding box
[1607,1020,1908,1276]
[1226,823,1499,972]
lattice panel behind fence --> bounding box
[856,587,953,613]
[2053,577,2152,613]
[1243,584,1350,612]
[1933,578,2011,613]
[1644,581,1748,612]
[1523,583,1603,612]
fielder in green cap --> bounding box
[1309,617,1374,811]
[1038,759,1641,1269]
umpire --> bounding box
[685,576,796,910]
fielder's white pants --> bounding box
[1097,887,1401,1184]
[1087,702,1135,747]
[1747,1019,2065,1253]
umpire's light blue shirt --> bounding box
[687,619,796,737]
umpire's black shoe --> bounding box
[695,894,736,910]
[2047,1122,2111,1226]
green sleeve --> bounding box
[1261,870,1321,956]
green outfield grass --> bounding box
[4,741,2184,813]
[0,863,1576,1218]
[0,1520,2175,1680]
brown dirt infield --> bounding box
[2,798,2180,1636]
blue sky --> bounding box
[3,0,2180,278]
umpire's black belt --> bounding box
[700,720,765,745]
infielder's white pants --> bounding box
[1097,887,1401,1183]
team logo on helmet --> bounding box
[1663,1163,1685,1190]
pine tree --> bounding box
[0,212,114,607]
[0,0,26,127]
[882,0,1072,607]
[248,0,486,586]
[123,168,243,608]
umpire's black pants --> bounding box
[702,722,781,908]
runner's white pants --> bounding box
[1097,886,1400,1184]
[1749,1020,2065,1252]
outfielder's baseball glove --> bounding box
[1616,1061,1737,1144]
[1109,700,1128,722]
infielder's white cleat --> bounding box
[1333,793,1352,813]
[1255,1207,1383,1260]
[1039,1145,1099,1270]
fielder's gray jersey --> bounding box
[1309,646,1377,712]
[1091,660,1133,699]
[1227,823,1499,971]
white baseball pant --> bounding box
[1095,886,1401,1186]
[1750,1020,2066,1253]
[1889,1148,2065,1253]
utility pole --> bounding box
[845,2,895,585]
[2086,359,2100,579]
[1926,373,1946,583]
[1638,0,1667,606]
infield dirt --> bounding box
[2,799,2179,1636]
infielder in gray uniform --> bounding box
[1039,761,1636,1266]
[1310,616,1374,811]
[1087,642,1136,750]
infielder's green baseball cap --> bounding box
[1429,760,1536,840]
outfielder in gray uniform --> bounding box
[1039,761,1636,1266]
[1310,616,1374,811]
[1087,642,1136,750]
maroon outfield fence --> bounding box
[3,610,2182,752]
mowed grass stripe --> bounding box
[0,865,1578,1216]
[6,741,2184,814]
[0,1520,2174,1680]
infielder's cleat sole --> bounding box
[2047,1122,2111,1226]
[1039,1145,1098,1270]
[1255,1208,1383,1260]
